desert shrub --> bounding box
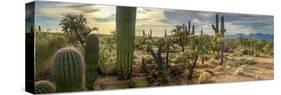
[169,53,177,61]
[244,60,256,65]
[225,65,232,70]
[238,58,257,65]
[35,32,68,81]
[174,53,185,64]
[241,49,251,55]
[235,65,248,75]
[98,49,117,75]
[209,58,219,65]
[130,77,149,88]
[144,55,154,64]
[214,65,224,71]
[198,71,213,83]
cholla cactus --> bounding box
[52,47,85,92]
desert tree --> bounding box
[60,14,91,47]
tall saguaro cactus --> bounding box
[212,14,226,65]
[116,6,137,79]
[191,25,195,35]
[53,47,84,92]
[85,33,99,87]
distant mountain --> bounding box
[226,33,273,41]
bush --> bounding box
[35,32,68,81]
[214,65,224,71]
[238,58,257,65]
[235,65,248,75]
[209,58,219,65]
[130,77,149,88]
[174,53,185,63]
[198,71,213,83]
[144,55,154,64]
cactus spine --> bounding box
[53,47,84,92]
[35,80,56,94]
[116,6,137,79]
[85,33,99,86]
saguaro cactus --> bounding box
[53,47,84,92]
[212,14,226,65]
[191,25,195,35]
[35,80,56,94]
[164,29,167,38]
[116,6,137,79]
[149,29,153,39]
[187,21,191,35]
[85,33,99,87]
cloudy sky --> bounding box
[27,1,273,37]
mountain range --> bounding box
[225,33,273,41]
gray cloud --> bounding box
[93,14,115,22]
[163,9,273,34]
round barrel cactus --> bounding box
[52,47,85,92]
[35,80,56,94]
[85,33,99,85]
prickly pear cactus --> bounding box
[53,47,84,92]
[116,6,137,79]
[35,80,56,94]
[85,33,99,85]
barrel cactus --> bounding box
[116,6,137,79]
[35,80,56,94]
[85,33,99,85]
[52,47,84,92]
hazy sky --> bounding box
[28,1,274,37]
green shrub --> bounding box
[144,55,154,64]
[239,58,257,65]
[235,65,248,75]
[214,65,224,71]
[209,58,219,65]
[130,78,149,87]
[198,71,213,83]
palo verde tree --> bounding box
[60,14,92,47]
[183,35,202,80]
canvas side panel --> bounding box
[25,1,35,94]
